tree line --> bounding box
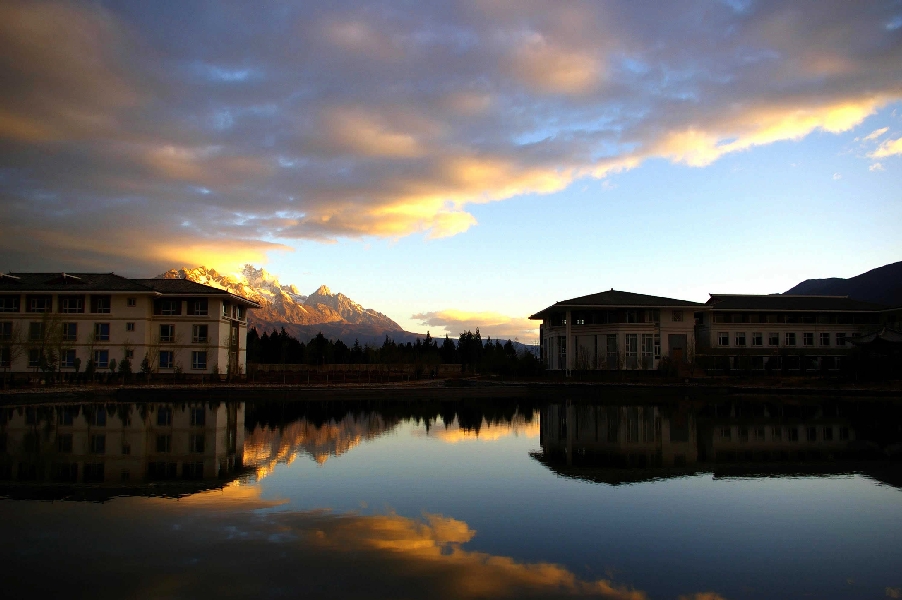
[247,327,544,376]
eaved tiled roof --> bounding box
[132,279,261,307]
[707,294,888,312]
[0,273,152,292]
[530,289,703,319]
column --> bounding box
[565,310,573,371]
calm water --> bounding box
[2,394,901,599]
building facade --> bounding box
[530,290,703,371]
[696,294,888,371]
[0,273,260,376]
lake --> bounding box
[1,392,901,599]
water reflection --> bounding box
[536,398,902,488]
[0,402,246,500]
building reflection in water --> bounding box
[536,399,902,487]
[0,402,246,499]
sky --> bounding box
[1,0,901,339]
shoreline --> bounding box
[1,378,900,403]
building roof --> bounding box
[848,327,902,346]
[707,294,888,312]
[0,272,260,308]
[0,272,152,293]
[132,279,261,307]
[530,289,704,319]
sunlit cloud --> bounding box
[869,162,885,172]
[2,1,901,271]
[869,135,902,158]
[412,309,538,339]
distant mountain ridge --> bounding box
[783,261,902,307]
[157,265,413,345]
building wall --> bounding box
[0,293,250,375]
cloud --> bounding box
[870,162,885,171]
[833,172,842,180]
[862,126,889,141]
[412,309,538,339]
[2,1,902,271]
[869,136,902,158]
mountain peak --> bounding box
[313,284,332,296]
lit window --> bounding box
[717,332,729,346]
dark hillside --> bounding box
[784,261,902,307]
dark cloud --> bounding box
[1,0,900,271]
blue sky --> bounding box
[1,1,900,337]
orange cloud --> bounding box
[869,136,902,158]
[412,309,539,339]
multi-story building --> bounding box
[0,273,260,376]
[530,290,703,371]
[0,402,245,495]
[696,294,887,371]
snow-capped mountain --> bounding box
[157,265,406,343]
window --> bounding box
[29,321,45,341]
[92,408,106,426]
[190,407,206,426]
[820,333,830,346]
[126,322,135,332]
[836,333,847,346]
[625,334,638,356]
[83,463,104,482]
[191,351,207,370]
[235,306,244,320]
[93,350,109,369]
[717,332,729,346]
[155,299,181,316]
[735,332,746,347]
[653,333,661,360]
[752,332,763,346]
[772,427,782,441]
[625,311,638,323]
[192,324,208,343]
[125,349,134,359]
[59,295,84,313]
[90,295,111,314]
[0,347,9,368]
[739,427,749,442]
[62,322,77,341]
[189,299,208,316]
[90,434,106,454]
[720,427,731,440]
[189,434,205,453]
[59,408,75,425]
[755,427,766,441]
[823,427,834,441]
[122,442,131,455]
[28,348,41,368]
[839,427,849,441]
[788,427,799,442]
[183,462,205,479]
[575,318,584,325]
[27,295,52,312]
[94,322,110,341]
[803,333,814,346]
[127,297,136,307]
[641,334,654,367]
[785,333,796,346]
[672,310,684,322]
[61,349,76,368]
[0,321,11,341]
[768,332,779,346]
[159,350,174,369]
[157,407,172,426]
[806,427,817,442]
[222,302,230,318]
[57,434,73,453]
[159,324,175,343]
[156,434,172,453]
[0,296,20,312]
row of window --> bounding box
[556,310,686,327]
[55,407,206,427]
[4,462,208,483]
[0,296,217,316]
[13,349,209,370]
[712,312,880,325]
[57,433,207,455]
[1,322,210,343]
[717,332,848,347]
[719,426,849,443]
